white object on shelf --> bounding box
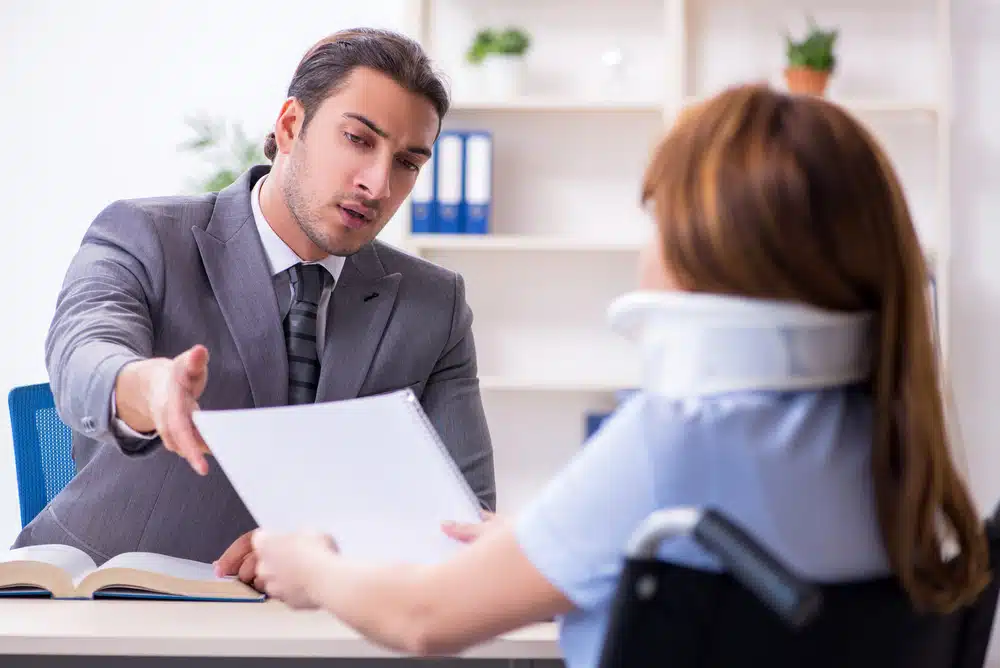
[479,54,526,99]
[595,46,630,98]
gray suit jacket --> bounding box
[13,166,495,564]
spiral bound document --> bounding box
[192,390,483,566]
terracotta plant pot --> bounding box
[784,67,831,96]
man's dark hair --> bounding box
[264,28,450,161]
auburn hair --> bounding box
[641,83,989,613]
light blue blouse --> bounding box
[515,385,890,668]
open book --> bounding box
[0,544,263,601]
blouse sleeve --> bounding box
[514,393,681,609]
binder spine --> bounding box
[400,389,486,511]
[410,151,436,234]
[462,131,492,235]
[435,132,465,235]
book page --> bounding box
[90,552,228,583]
[194,389,484,566]
[0,544,96,581]
[77,552,261,600]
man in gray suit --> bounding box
[12,28,495,587]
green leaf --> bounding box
[178,114,266,193]
[785,19,838,72]
[203,169,240,192]
[495,28,530,55]
[465,29,496,64]
[179,115,224,152]
[466,26,530,64]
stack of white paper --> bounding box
[192,390,483,566]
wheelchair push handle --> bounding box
[627,507,822,628]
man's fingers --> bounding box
[215,532,254,576]
[174,411,210,464]
[173,345,209,398]
[238,552,258,585]
[180,345,209,378]
[161,391,209,474]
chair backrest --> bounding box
[598,505,1000,668]
[7,383,75,527]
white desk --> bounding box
[0,600,562,667]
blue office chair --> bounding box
[7,383,75,528]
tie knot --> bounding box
[289,263,329,305]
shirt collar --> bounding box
[250,174,345,282]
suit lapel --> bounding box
[316,243,401,402]
[193,166,288,408]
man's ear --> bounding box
[274,98,305,156]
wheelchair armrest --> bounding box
[627,507,822,628]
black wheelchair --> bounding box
[597,504,1000,668]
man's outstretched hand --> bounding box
[114,344,211,475]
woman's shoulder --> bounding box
[633,385,872,450]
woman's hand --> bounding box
[441,509,504,544]
[252,530,339,609]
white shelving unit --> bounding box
[397,0,953,512]
[409,234,646,253]
[451,97,664,112]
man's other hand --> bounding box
[214,531,262,590]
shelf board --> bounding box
[451,97,664,113]
[838,100,940,116]
[682,95,939,117]
[450,96,938,116]
[409,234,646,253]
[479,376,638,393]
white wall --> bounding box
[951,0,1000,521]
[2,0,1000,611]
[950,3,1000,663]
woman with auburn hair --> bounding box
[249,83,990,666]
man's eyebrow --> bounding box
[344,113,388,138]
[343,112,432,158]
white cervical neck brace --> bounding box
[607,291,874,399]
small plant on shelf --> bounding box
[466,27,531,65]
[784,17,838,96]
[465,27,532,98]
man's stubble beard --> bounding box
[281,145,384,258]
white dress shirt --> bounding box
[249,174,345,351]
[112,175,345,439]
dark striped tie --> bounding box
[284,263,329,405]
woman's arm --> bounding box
[253,523,574,656]
[255,393,660,657]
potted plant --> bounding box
[784,18,838,96]
[466,27,531,98]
